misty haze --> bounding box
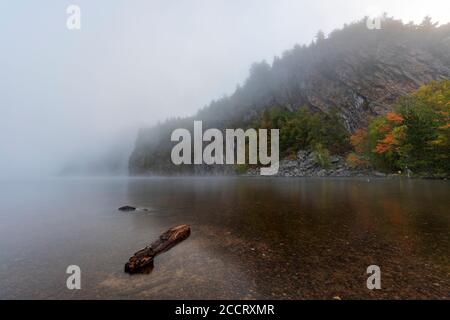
[0,1,449,301]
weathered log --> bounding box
[124,224,191,274]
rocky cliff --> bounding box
[129,17,450,175]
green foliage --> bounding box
[349,80,450,175]
[312,143,331,169]
[235,164,249,175]
[255,106,350,157]
[398,81,450,173]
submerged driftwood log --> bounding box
[124,224,191,274]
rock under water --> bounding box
[118,206,136,212]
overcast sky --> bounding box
[0,0,449,177]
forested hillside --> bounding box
[130,16,450,175]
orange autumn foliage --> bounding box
[382,133,396,145]
[386,112,404,123]
[374,133,398,154]
[346,152,369,169]
[374,143,390,154]
[350,129,367,153]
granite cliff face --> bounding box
[246,150,387,178]
[129,17,450,175]
[303,39,450,131]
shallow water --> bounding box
[0,177,449,299]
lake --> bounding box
[0,177,448,299]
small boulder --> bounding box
[330,155,341,164]
[118,206,136,212]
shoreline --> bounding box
[126,172,449,181]
[244,150,449,180]
[130,150,449,180]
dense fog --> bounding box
[1,0,448,177]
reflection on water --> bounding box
[0,177,448,299]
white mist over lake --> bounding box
[0,0,449,177]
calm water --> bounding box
[0,177,449,299]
